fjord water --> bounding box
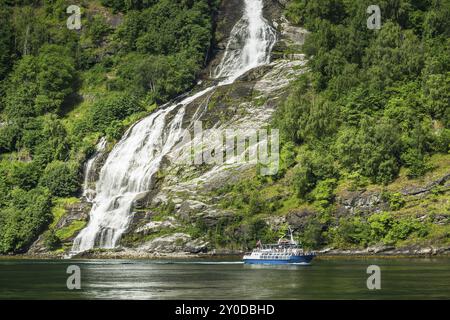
[72,0,277,253]
[0,258,449,299]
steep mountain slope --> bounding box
[0,0,448,258]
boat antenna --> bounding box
[288,226,298,245]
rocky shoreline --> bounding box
[3,244,450,260]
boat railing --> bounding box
[252,246,317,256]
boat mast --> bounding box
[288,227,298,245]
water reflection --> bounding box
[1,258,449,300]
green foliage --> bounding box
[383,192,406,211]
[116,0,213,56]
[108,0,216,102]
[332,216,371,247]
[310,178,337,208]
[7,161,41,191]
[44,229,62,251]
[292,164,314,199]
[0,123,20,152]
[89,92,144,133]
[3,55,38,118]
[368,212,394,241]
[366,211,428,244]
[35,45,76,114]
[39,161,80,198]
[298,217,325,249]
[291,148,338,199]
[330,212,429,248]
[424,72,450,126]
[0,5,13,81]
[335,118,402,184]
[0,187,52,254]
[346,172,370,191]
[363,22,423,91]
[0,159,42,205]
[55,220,87,241]
[111,52,198,103]
[385,217,427,243]
[87,15,112,46]
[273,77,339,144]
[2,45,76,118]
[100,0,156,12]
[277,0,450,192]
[0,0,219,254]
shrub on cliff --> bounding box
[0,188,52,254]
[89,93,144,134]
[39,161,80,198]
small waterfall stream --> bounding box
[72,0,277,253]
[83,137,107,202]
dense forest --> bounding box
[277,0,449,185]
[0,0,219,253]
[206,0,449,250]
[0,0,448,255]
[274,0,449,248]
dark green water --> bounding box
[0,257,449,299]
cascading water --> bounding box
[214,0,276,81]
[83,137,107,202]
[72,0,277,253]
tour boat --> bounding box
[243,228,316,265]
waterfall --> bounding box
[214,0,276,81]
[83,137,107,202]
[71,0,277,253]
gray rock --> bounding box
[264,216,287,230]
[401,173,450,196]
[318,247,333,254]
[336,190,388,216]
[418,247,434,255]
[139,233,192,253]
[286,209,317,230]
[138,233,209,254]
[185,239,209,254]
[55,202,91,230]
[178,200,208,217]
[135,218,178,235]
[367,245,395,254]
[281,23,308,46]
[195,210,235,228]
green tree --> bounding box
[3,55,39,118]
[39,161,80,197]
[0,5,13,81]
[35,45,76,114]
[89,92,144,133]
[0,187,52,254]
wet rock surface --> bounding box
[137,233,209,254]
[336,191,389,216]
[113,16,309,253]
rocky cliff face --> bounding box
[27,0,306,258]
[30,1,448,258]
[111,3,310,256]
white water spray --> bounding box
[72,0,276,253]
[83,137,107,202]
[214,0,276,81]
